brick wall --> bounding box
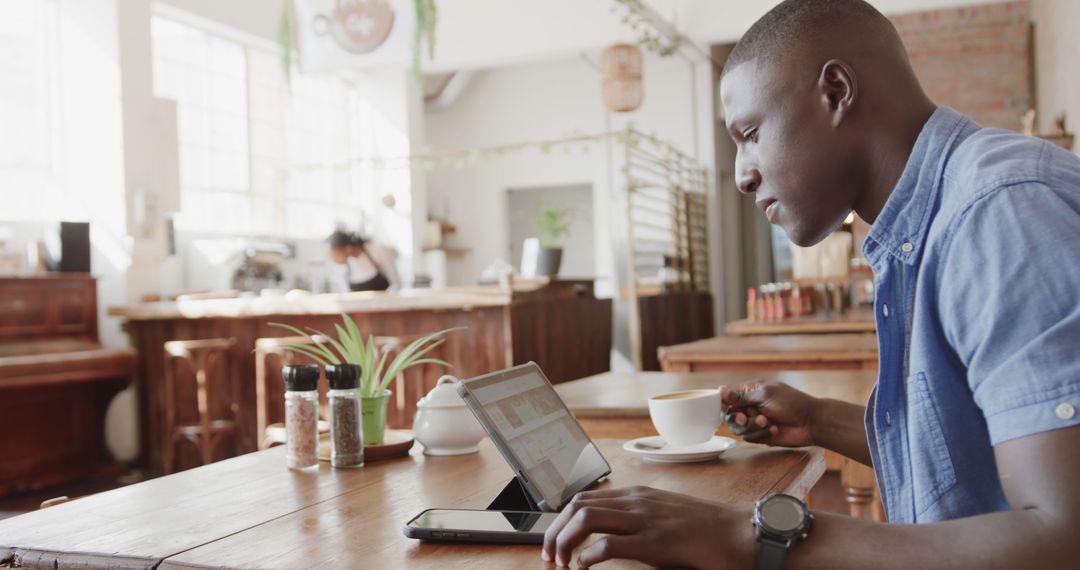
[891,1,1032,130]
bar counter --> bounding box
[110,282,612,472]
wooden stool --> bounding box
[163,338,239,474]
[841,456,886,521]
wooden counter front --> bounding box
[113,288,612,473]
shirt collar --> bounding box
[862,106,978,269]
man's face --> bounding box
[720,60,857,247]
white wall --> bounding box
[56,0,128,350]
[425,0,1018,72]
[1032,0,1080,154]
[425,51,713,293]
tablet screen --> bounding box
[460,363,610,510]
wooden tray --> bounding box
[317,429,415,462]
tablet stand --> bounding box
[486,476,542,512]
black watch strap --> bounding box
[756,537,789,570]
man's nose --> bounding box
[736,164,761,195]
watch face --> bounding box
[760,495,806,533]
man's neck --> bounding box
[854,102,936,224]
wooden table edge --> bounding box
[2,547,158,570]
[767,447,827,500]
[724,323,876,335]
[659,352,879,363]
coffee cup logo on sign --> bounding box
[312,0,396,55]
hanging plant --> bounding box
[610,0,680,57]
[279,0,295,81]
[414,0,438,79]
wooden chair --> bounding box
[162,338,239,474]
[254,334,446,446]
[254,336,331,450]
[40,496,69,509]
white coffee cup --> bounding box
[647,389,723,447]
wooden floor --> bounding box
[0,470,145,519]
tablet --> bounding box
[457,362,611,511]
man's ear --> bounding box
[817,59,857,128]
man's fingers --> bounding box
[577,534,648,568]
[742,428,771,443]
[541,493,645,561]
[553,507,644,567]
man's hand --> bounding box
[721,382,872,465]
[721,382,818,447]
[541,486,753,569]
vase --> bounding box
[361,389,391,445]
[535,247,563,276]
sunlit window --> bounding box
[151,14,361,239]
[0,0,62,218]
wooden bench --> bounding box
[0,275,136,496]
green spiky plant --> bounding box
[270,314,459,399]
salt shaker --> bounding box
[325,364,364,468]
[283,364,320,471]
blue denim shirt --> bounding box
[863,107,1080,523]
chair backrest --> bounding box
[163,338,237,425]
[254,336,331,446]
[371,334,449,430]
[254,333,450,436]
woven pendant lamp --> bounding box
[601,43,643,112]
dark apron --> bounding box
[350,271,390,292]
[348,248,391,292]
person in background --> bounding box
[326,230,401,292]
[541,0,1080,568]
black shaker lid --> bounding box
[325,363,361,390]
[283,364,320,392]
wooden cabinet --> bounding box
[0,275,134,497]
[0,276,97,340]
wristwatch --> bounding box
[752,493,813,570]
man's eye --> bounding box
[744,128,759,143]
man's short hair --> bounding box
[723,0,896,76]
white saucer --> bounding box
[622,435,737,464]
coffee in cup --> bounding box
[647,389,723,446]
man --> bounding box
[542,0,1080,568]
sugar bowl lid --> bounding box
[417,375,467,409]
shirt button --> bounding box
[1056,403,1076,420]
[882,304,890,318]
[885,411,892,425]
[901,242,914,253]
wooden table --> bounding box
[724,307,876,336]
[659,333,878,373]
[555,371,883,520]
[0,440,823,569]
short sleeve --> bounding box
[938,183,1080,445]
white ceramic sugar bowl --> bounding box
[413,375,486,455]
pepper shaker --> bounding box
[326,364,364,468]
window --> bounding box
[0,0,62,218]
[151,14,361,239]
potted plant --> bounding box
[535,200,572,276]
[271,314,459,445]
